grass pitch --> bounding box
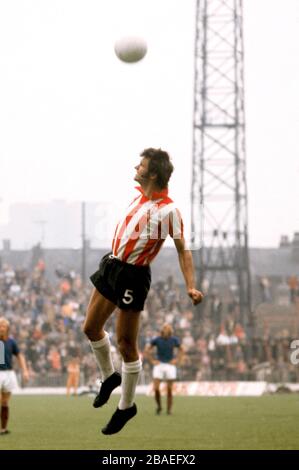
[0,395,298,450]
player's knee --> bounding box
[82,322,91,337]
[117,337,138,362]
[83,322,96,339]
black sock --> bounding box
[1,406,9,430]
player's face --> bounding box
[134,157,150,184]
[0,322,8,338]
[161,324,172,337]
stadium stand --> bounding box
[0,256,298,387]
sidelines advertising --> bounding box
[13,381,299,396]
[146,381,268,397]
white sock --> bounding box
[118,359,142,410]
[90,332,114,381]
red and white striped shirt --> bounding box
[112,186,184,266]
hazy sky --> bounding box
[0,0,298,248]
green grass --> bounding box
[0,395,298,450]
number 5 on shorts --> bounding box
[122,289,134,305]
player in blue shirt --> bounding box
[145,323,183,415]
[0,317,29,435]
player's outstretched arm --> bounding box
[144,344,159,365]
[17,353,29,383]
[170,345,184,365]
[173,237,204,306]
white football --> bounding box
[114,36,147,63]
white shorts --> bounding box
[153,363,177,381]
[0,370,18,393]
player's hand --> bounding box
[187,288,204,305]
[152,360,160,365]
[170,358,177,365]
[23,370,30,383]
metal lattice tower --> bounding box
[191,0,252,325]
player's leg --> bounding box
[0,391,11,434]
[66,374,72,396]
[166,380,174,415]
[101,309,141,435]
[153,378,162,414]
[84,288,121,407]
[83,288,117,379]
[165,364,177,415]
[84,287,116,341]
[67,374,77,396]
[116,309,142,408]
[73,373,80,396]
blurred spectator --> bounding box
[288,275,298,304]
[0,263,297,385]
[259,276,271,302]
[48,347,62,372]
[210,294,222,327]
[66,357,80,396]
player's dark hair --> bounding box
[140,148,174,189]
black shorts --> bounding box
[90,253,151,311]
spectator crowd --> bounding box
[0,261,298,387]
